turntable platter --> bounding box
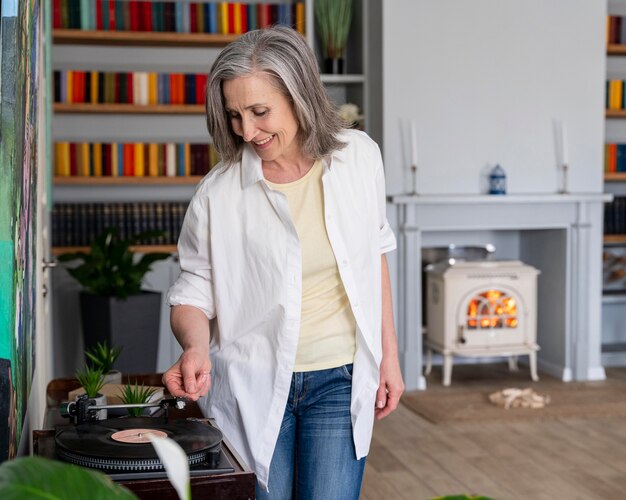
[55,417,223,471]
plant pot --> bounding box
[92,393,108,420]
[324,57,344,74]
[79,291,161,375]
[103,370,122,385]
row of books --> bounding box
[54,142,220,177]
[604,144,626,173]
[607,16,626,45]
[606,80,626,110]
[51,202,188,247]
[604,197,626,235]
[52,1,305,35]
[53,70,208,105]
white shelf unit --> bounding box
[603,1,626,365]
[50,0,379,377]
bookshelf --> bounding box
[608,43,626,55]
[52,1,375,242]
[54,103,205,114]
[605,172,626,182]
[51,245,177,257]
[604,3,626,365]
[53,29,238,47]
[50,1,378,377]
[53,176,203,185]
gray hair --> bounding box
[205,25,345,165]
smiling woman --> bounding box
[163,25,404,500]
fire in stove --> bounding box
[467,289,518,329]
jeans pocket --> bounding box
[340,364,354,381]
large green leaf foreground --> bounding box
[0,456,136,499]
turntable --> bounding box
[34,375,255,500]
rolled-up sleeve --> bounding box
[167,194,216,319]
[373,144,396,254]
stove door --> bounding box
[456,286,526,349]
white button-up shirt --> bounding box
[167,129,396,489]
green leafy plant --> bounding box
[314,0,353,60]
[57,227,171,299]
[86,341,123,374]
[119,382,159,417]
[75,366,105,398]
[0,456,136,499]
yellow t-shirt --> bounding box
[266,160,356,371]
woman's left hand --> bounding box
[374,352,405,420]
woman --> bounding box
[163,26,403,499]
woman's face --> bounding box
[223,73,302,165]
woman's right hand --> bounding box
[162,348,212,401]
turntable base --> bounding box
[36,374,255,500]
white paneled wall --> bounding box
[381,0,606,196]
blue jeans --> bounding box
[255,364,366,500]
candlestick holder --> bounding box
[559,163,569,194]
[410,163,418,195]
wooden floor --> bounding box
[362,364,626,500]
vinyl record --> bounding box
[55,417,222,471]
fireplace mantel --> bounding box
[389,192,611,390]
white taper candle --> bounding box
[561,121,569,165]
[410,120,418,166]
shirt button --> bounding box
[353,302,359,308]
[326,214,332,221]
[342,259,348,266]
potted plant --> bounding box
[85,341,123,384]
[119,382,159,417]
[314,0,353,74]
[75,366,107,420]
[58,227,171,374]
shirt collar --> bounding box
[241,143,264,189]
[239,133,349,187]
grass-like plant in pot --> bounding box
[58,227,171,374]
[119,382,159,417]
[86,340,123,383]
[75,366,105,399]
[314,0,353,74]
[75,365,108,420]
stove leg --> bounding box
[424,347,433,376]
[529,351,539,381]
[443,354,453,386]
[508,356,519,372]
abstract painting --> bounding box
[0,0,43,461]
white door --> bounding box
[29,2,53,437]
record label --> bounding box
[110,428,168,444]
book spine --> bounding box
[148,143,159,176]
[177,143,185,176]
[166,143,176,176]
[190,1,197,32]
[295,1,305,34]
[134,142,145,176]
[205,2,215,33]
[93,143,103,176]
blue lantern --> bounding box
[489,164,507,195]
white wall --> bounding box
[382,0,606,196]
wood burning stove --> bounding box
[424,260,540,386]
